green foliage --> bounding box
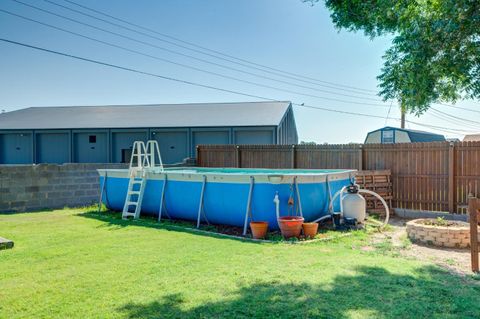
[299,140,317,145]
[435,216,449,226]
[306,0,480,114]
[1,208,480,318]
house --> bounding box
[364,126,446,144]
[0,101,297,164]
[463,134,480,142]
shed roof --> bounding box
[463,134,480,142]
[366,126,446,143]
[0,101,291,130]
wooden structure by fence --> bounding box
[355,170,392,215]
[197,142,480,214]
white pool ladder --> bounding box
[122,140,164,219]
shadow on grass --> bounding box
[77,210,269,245]
[0,207,56,215]
[118,266,480,319]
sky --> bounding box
[0,0,479,143]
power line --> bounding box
[43,0,480,118]
[429,111,479,131]
[384,100,393,126]
[15,0,480,115]
[405,121,474,135]
[10,0,389,103]
[1,37,475,136]
[0,38,277,101]
[0,8,393,108]
[55,0,379,94]
[436,102,480,115]
[430,107,480,127]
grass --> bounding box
[1,208,479,319]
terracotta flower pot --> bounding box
[302,222,318,239]
[250,221,269,239]
[278,216,304,239]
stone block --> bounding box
[436,236,448,243]
[85,190,98,196]
[74,190,86,196]
[25,186,40,193]
[443,241,456,248]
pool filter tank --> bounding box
[342,184,366,222]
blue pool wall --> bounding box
[100,175,349,229]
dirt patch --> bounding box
[372,218,474,275]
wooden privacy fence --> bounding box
[196,142,480,214]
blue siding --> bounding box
[234,129,274,144]
[0,132,33,164]
[111,130,148,163]
[73,132,108,163]
[0,125,296,164]
[191,129,230,155]
[36,132,70,164]
[151,130,189,164]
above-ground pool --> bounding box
[97,167,355,230]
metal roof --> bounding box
[0,101,291,130]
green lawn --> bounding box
[0,208,479,319]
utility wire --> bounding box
[55,0,379,94]
[50,0,480,116]
[1,37,476,135]
[10,0,389,103]
[12,0,480,115]
[0,7,392,108]
[384,100,393,126]
[436,102,480,115]
[430,107,480,127]
[428,112,479,132]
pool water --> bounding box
[164,167,351,175]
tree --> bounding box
[300,141,318,145]
[305,0,480,115]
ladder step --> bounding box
[129,191,141,195]
[123,212,136,218]
[125,201,138,206]
[131,180,143,184]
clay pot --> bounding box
[278,216,304,239]
[250,221,269,239]
[302,222,319,239]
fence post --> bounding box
[291,144,296,169]
[448,143,455,213]
[196,146,200,166]
[235,145,240,168]
[468,197,479,273]
[358,145,363,171]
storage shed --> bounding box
[364,126,446,144]
[0,101,297,164]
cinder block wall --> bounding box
[0,164,126,213]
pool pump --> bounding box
[342,184,366,222]
[313,183,390,228]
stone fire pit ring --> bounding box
[406,218,476,248]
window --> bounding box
[382,130,394,144]
[89,135,96,143]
